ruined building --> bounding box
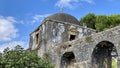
[29,13,120,68]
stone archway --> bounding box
[92,41,118,68]
[60,52,76,68]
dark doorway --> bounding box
[60,52,76,68]
[35,33,39,44]
[69,35,76,41]
[92,41,118,68]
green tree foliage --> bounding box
[80,13,120,32]
[80,13,96,29]
[95,15,110,31]
[109,15,120,27]
[0,45,54,68]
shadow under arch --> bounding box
[92,41,118,68]
[60,52,76,68]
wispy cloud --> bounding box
[56,0,79,9]
[32,14,50,23]
[0,16,18,42]
[81,0,94,4]
[17,14,50,25]
[0,41,27,52]
[55,0,94,9]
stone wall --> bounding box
[29,19,96,58]
[54,25,120,68]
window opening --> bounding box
[69,35,76,41]
[35,33,39,45]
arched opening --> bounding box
[69,28,78,41]
[60,52,76,68]
[92,41,118,68]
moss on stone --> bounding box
[112,59,118,68]
[85,36,92,42]
[44,52,50,59]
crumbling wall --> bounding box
[54,26,120,68]
[29,18,96,57]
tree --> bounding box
[80,13,96,29]
[95,15,110,31]
[0,45,54,68]
[108,15,120,27]
[80,13,120,32]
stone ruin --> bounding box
[29,13,120,68]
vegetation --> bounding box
[80,13,120,32]
[0,45,54,68]
[85,36,92,42]
[80,13,96,29]
[112,58,118,68]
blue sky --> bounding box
[0,0,120,52]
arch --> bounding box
[60,52,76,68]
[92,41,118,68]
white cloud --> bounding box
[14,14,50,25]
[0,16,18,41]
[55,0,94,9]
[0,41,27,52]
[32,14,50,23]
[81,0,94,3]
[56,0,79,9]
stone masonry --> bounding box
[29,13,120,68]
[54,25,120,68]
